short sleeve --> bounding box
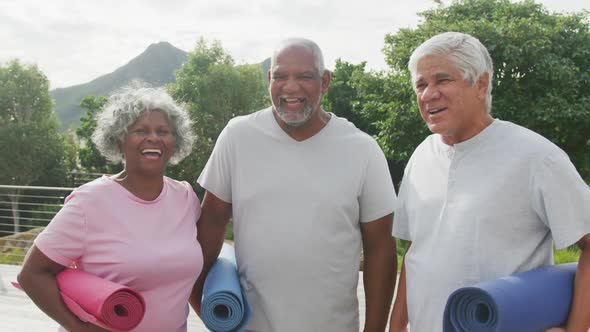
[180,179,201,223]
[358,139,397,223]
[531,149,590,249]
[34,192,86,267]
[392,162,412,241]
[197,122,233,203]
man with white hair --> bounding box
[389,31,590,332]
[193,38,398,331]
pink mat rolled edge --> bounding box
[13,269,145,332]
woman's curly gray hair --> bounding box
[91,83,194,165]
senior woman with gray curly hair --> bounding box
[18,84,203,332]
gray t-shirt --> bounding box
[393,119,590,332]
[199,108,397,332]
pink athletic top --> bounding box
[35,175,203,331]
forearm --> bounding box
[363,237,396,332]
[191,191,232,315]
[199,219,229,271]
[389,244,409,332]
[17,270,85,331]
[190,218,228,313]
[565,243,590,332]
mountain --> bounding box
[51,42,188,130]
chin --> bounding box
[276,111,311,127]
[427,122,448,134]
[427,125,440,134]
[283,117,309,127]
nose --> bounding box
[420,84,440,101]
[145,130,162,141]
[282,77,300,93]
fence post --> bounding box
[8,192,21,234]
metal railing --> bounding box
[0,185,76,265]
[0,171,103,255]
[0,174,105,294]
[69,171,104,187]
[0,184,76,293]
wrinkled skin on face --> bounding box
[414,54,491,145]
[269,46,330,129]
[119,111,176,178]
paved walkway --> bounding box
[0,264,371,331]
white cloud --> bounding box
[0,0,586,88]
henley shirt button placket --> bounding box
[447,174,455,203]
[447,150,457,203]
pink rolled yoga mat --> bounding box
[14,269,145,331]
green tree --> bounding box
[323,59,371,132]
[368,70,427,163]
[0,60,53,125]
[380,0,590,179]
[75,95,120,174]
[168,38,268,188]
[323,59,421,186]
[0,60,70,232]
[0,60,70,187]
[62,130,79,175]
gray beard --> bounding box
[274,104,315,127]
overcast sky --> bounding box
[1,0,586,89]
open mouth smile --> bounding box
[141,149,162,159]
[280,97,305,104]
[428,107,447,115]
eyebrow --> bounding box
[433,72,452,80]
[415,72,453,85]
[272,70,316,75]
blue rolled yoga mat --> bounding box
[202,243,251,332]
[443,263,577,332]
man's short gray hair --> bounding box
[271,38,326,75]
[91,82,194,165]
[408,32,494,113]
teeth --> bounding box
[142,149,161,155]
[429,108,445,114]
[280,97,304,103]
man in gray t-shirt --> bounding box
[389,32,590,332]
[192,38,398,332]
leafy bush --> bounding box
[0,248,25,265]
[554,246,581,264]
[225,221,234,241]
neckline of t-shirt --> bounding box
[103,174,167,204]
[437,118,501,155]
[454,118,500,152]
[266,107,336,144]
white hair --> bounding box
[408,32,494,113]
[271,38,326,75]
[92,82,194,165]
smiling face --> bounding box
[119,110,176,177]
[414,54,490,145]
[268,46,330,128]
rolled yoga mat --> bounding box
[201,243,251,332]
[13,269,145,332]
[443,263,577,332]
